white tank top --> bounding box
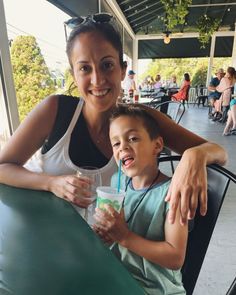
[24,99,117,186]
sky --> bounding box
[2,0,150,75]
[3,0,70,71]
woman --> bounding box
[0,13,227,225]
[212,67,236,122]
[223,103,236,135]
[172,73,191,102]
[154,74,162,90]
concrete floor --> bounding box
[179,106,236,295]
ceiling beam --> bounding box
[122,0,149,13]
[136,30,235,40]
[132,15,158,30]
[127,2,163,19]
[189,2,236,7]
[129,7,163,25]
[105,0,135,38]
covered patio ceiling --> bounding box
[47,0,236,58]
[117,0,236,35]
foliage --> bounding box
[64,69,80,97]
[197,15,221,48]
[191,67,207,87]
[11,36,55,121]
[138,57,231,88]
[160,0,192,30]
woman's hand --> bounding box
[165,148,208,225]
[48,174,94,208]
[93,205,129,243]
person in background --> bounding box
[208,68,225,118]
[211,66,236,122]
[154,74,162,90]
[223,81,236,136]
[0,13,227,226]
[171,73,191,103]
[168,75,178,96]
[122,69,137,96]
[94,105,187,295]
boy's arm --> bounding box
[94,204,188,270]
[119,204,188,270]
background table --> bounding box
[0,184,145,295]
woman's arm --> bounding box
[0,95,58,189]
[0,96,92,206]
[216,77,228,93]
[138,105,228,224]
[94,204,188,269]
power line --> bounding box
[6,23,65,52]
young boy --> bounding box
[94,105,188,295]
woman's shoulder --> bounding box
[41,94,81,153]
[45,94,80,115]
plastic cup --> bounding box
[96,186,125,213]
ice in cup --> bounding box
[96,186,125,213]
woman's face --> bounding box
[70,31,126,112]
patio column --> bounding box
[0,0,19,134]
[206,34,216,87]
[232,23,236,68]
[133,37,138,86]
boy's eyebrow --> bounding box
[110,128,139,140]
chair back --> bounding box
[226,277,236,295]
[159,155,236,295]
[155,100,185,124]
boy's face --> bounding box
[109,116,163,178]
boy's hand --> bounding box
[93,205,129,243]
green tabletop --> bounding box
[0,184,144,295]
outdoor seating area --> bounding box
[1,0,236,295]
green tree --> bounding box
[64,69,80,97]
[11,36,56,121]
[191,67,207,87]
[139,57,231,88]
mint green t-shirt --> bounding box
[111,173,186,295]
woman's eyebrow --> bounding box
[76,55,115,65]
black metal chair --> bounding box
[159,155,236,295]
[156,101,185,173]
[226,277,236,295]
[154,100,185,124]
[193,85,208,107]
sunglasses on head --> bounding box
[64,13,113,29]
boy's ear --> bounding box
[153,136,164,155]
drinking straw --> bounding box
[117,160,122,193]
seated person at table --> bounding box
[94,105,188,295]
[208,68,225,118]
[154,74,162,90]
[168,75,178,96]
[223,82,236,136]
[172,73,190,102]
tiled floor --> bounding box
[180,105,236,295]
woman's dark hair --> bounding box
[184,73,190,81]
[110,105,160,140]
[227,66,236,78]
[66,20,124,70]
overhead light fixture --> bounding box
[163,31,171,44]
